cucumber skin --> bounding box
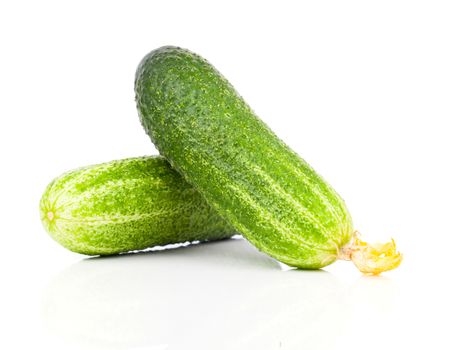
[135,46,354,268]
[40,156,235,255]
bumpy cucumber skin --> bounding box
[40,156,235,255]
[135,46,354,268]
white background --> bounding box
[1,1,451,349]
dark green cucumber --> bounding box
[135,46,354,269]
[40,156,235,255]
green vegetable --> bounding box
[135,46,402,274]
[40,156,235,255]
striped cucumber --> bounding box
[40,156,235,255]
[135,46,402,274]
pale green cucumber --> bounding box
[135,46,402,273]
[40,156,235,255]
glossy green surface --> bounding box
[40,156,234,255]
[135,46,354,268]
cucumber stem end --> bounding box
[47,211,55,221]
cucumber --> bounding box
[135,46,402,273]
[40,156,235,255]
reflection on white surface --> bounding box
[42,238,396,350]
